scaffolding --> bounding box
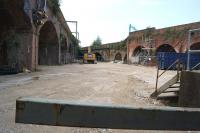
[140,37,156,65]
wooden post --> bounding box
[177,59,180,81]
[155,65,159,93]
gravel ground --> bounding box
[0,63,195,133]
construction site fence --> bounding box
[157,52,200,70]
[131,56,157,66]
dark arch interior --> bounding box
[115,53,122,61]
[0,10,15,66]
[133,46,142,56]
[39,21,59,65]
[123,54,127,63]
[95,52,104,61]
[156,44,176,53]
[191,42,200,50]
[132,46,148,57]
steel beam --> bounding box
[188,50,200,53]
[189,28,200,32]
[16,98,200,131]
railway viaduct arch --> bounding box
[0,0,77,72]
[127,22,200,64]
[81,44,127,63]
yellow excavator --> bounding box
[83,53,97,64]
[83,47,97,64]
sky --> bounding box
[61,0,200,47]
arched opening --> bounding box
[114,53,122,61]
[38,21,59,65]
[95,52,104,61]
[132,46,148,57]
[131,46,147,64]
[191,42,200,50]
[123,54,127,64]
[133,46,142,56]
[156,44,176,53]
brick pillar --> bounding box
[22,27,39,71]
[32,31,39,71]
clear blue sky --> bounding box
[61,0,200,47]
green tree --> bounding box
[92,36,102,46]
[49,0,61,15]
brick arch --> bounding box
[191,42,200,50]
[38,21,59,65]
[93,50,104,60]
[130,46,147,64]
[132,46,144,56]
[114,52,122,61]
[35,0,61,36]
[156,44,176,53]
[95,52,104,61]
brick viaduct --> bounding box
[81,42,127,63]
[1,0,199,70]
[82,22,200,64]
[0,0,77,71]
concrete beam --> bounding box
[16,98,200,131]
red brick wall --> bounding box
[127,22,200,63]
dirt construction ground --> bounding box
[0,63,194,133]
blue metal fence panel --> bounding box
[191,53,200,69]
[157,52,200,70]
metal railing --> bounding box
[155,59,180,92]
[191,62,200,71]
[187,28,200,70]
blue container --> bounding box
[157,52,200,70]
